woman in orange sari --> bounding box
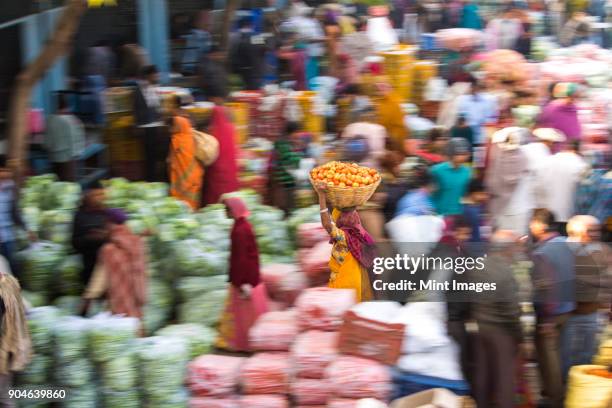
[316,182,374,302]
[167,115,204,210]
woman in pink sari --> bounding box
[201,106,240,206]
[216,197,268,352]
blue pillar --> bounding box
[20,8,68,114]
[138,0,170,83]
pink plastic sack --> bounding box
[261,264,299,297]
[241,352,291,394]
[189,397,239,408]
[291,378,332,405]
[295,287,356,331]
[297,223,329,248]
[299,242,332,285]
[328,399,362,408]
[276,271,308,305]
[249,310,299,351]
[239,395,289,408]
[326,356,392,400]
[267,300,289,312]
[291,330,339,379]
[187,355,245,397]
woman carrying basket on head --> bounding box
[315,181,375,302]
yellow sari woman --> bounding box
[167,115,204,210]
[375,83,408,153]
[316,184,374,302]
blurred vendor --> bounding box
[45,94,86,182]
[71,185,109,287]
[81,210,147,324]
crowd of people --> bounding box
[0,0,610,407]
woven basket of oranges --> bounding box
[310,161,381,209]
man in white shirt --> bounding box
[534,141,590,232]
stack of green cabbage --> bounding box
[156,323,216,359]
[18,307,62,388]
[55,255,83,296]
[250,204,293,256]
[52,317,96,408]
[53,296,82,316]
[287,205,320,242]
[143,279,174,335]
[512,105,541,128]
[171,239,228,277]
[90,315,140,408]
[176,276,228,326]
[137,336,189,408]
[18,242,65,300]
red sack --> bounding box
[239,395,289,408]
[291,330,339,379]
[249,310,299,352]
[241,352,291,394]
[296,287,356,331]
[299,241,332,285]
[291,378,332,405]
[297,223,329,248]
[188,355,244,397]
[325,356,392,401]
[189,397,238,408]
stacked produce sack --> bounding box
[187,355,245,406]
[18,307,63,403]
[156,324,216,359]
[53,317,96,408]
[260,264,307,308]
[89,315,140,408]
[287,206,321,244]
[137,336,189,408]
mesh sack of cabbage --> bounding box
[17,354,51,385]
[170,239,228,277]
[101,388,140,408]
[287,205,321,242]
[55,255,83,296]
[177,289,227,326]
[156,324,216,359]
[100,347,138,392]
[142,279,174,335]
[295,288,357,332]
[250,205,293,256]
[27,306,63,355]
[137,336,189,406]
[18,242,65,295]
[61,383,97,408]
[88,314,139,363]
[52,316,91,362]
[38,209,75,245]
[177,276,228,301]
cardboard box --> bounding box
[391,388,461,408]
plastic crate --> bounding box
[391,369,471,400]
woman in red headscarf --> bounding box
[316,183,374,301]
[215,196,269,352]
[201,106,240,206]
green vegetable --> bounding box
[137,337,188,403]
[27,307,63,355]
[53,317,91,362]
[62,385,97,408]
[156,324,216,359]
[56,255,83,296]
[18,242,65,295]
[54,358,94,387]
[18,354,51,385]
[176,276,228,302]
[177,289,227,326]
[89,315,139,363]
[102,389,140,408]
[53,296,82,316]
[100,348,138,391]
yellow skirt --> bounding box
[328,251,373,302]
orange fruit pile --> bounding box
[311,162,380,188]
[586,368,612,379]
